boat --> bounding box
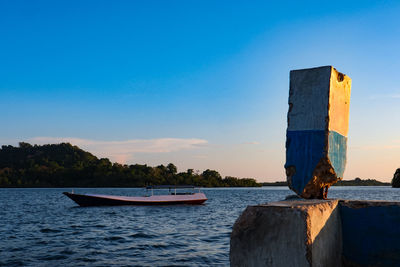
[63,185,207,206]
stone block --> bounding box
[230,199,342,267]
[340,200,400,266]
[285,66,352,198]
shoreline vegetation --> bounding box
[0,142,261,188]
[0,142,392,188]
[262,177,391,187]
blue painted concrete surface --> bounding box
[285,130,325,194]
[328,131,347,178]
[340,203,400,266]
[285,130,347,194]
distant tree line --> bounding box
[261,181,288,186]
[262,178,390,187]
[0,142,261,188]
[334,177,390,186]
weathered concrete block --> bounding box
[230,199,342,267]
[340,200,400,266]
[285,66,352,199]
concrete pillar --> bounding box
[285,66,352,198]
[230,199,400,266]
[340,200,400,266]
[230,199,342,267]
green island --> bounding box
[0,142,261,188]
[262,178,391,187]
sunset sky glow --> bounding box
[1,0,400,182]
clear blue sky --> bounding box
[1,0,400,181]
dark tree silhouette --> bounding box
[392,168,400,188]
[0,143,261,188]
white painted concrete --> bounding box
[230,199,342,267]
[328,68,352,136]
[287,65,351,136]
[288,66,331,131]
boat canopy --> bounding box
[145,185,198,190]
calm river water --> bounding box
[1,186,400,266]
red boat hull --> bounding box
[63,192,207,207]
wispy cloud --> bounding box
[351,143,400,151]
[192,154,207,159]
[28,137,208,164]
[369,94,400,100]
[241,141,260,145]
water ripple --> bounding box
[0,186,394,266]
[130,232,155,238]
[104,236,126,242]
[40,228,61,233]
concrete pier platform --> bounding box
[230,199,400,267]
